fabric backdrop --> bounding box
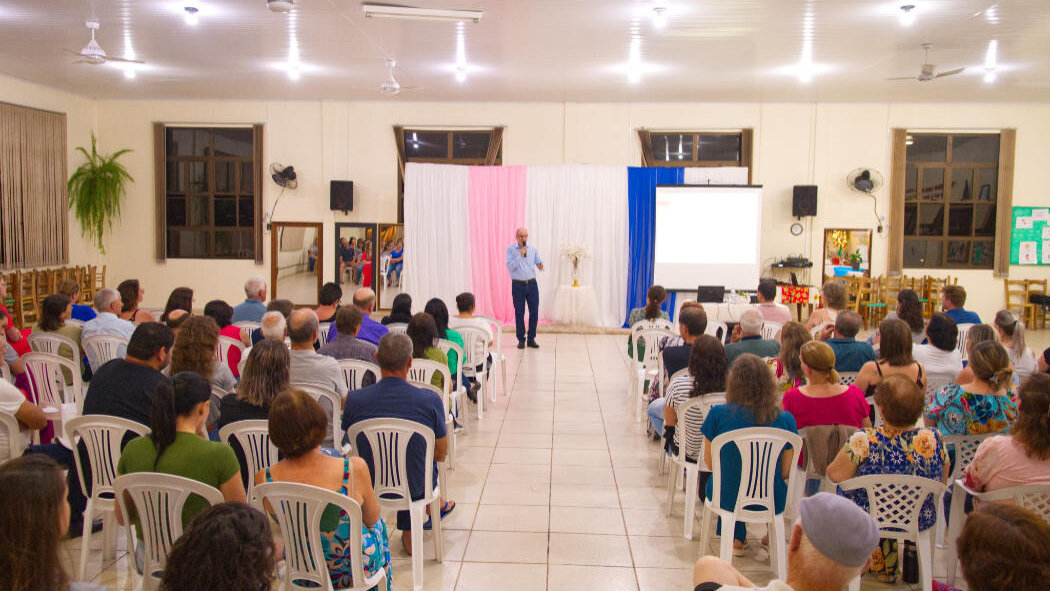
[467,166,527,323]
[625,167,684,326]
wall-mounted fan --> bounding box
[270,163,297,189]
[847,168,885,233]
[69,21,145,66]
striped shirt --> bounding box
[665,375,721,463]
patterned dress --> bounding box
[924,385,1017,436]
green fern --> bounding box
[67,132,133,254]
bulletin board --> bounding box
[1010,206,1050,265]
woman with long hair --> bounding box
[218,339,290,428]
[663,335,727,464]
[160,503,276,591]
[926,340,1017,436]
[700,353,798,551]
[406,312,446,388]
[169,315,236,427]
[424,298,465,387]
[0,455,107,591]
[869,288,925,345]
[627,285,669,359]
[806,280,848,330]
[116,279,156,323]
[957,503,1050,591]
[160,287,194,324]
[382,293,413,326]
[856,318,927,398]
[954,324,998,385]
[203,299,243,375]
[257,389,391,589]
[32,293,82,364]
[994,309,1038,381]
[770,320,811,391]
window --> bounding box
[393,126,504,222]
[638,129,753,177]
[154,124,263,262]
[0,102,68,268]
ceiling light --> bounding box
[267,0,294,13]
[362,4,482,23]
[455,68,467,83]
[287,65,300,80]
[984,71,996,84]
[984,6,999,24]
[123,68,136,79]
[183,4,199,25]
[652,6,667,29]
[899,4,916,27]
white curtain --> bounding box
[525,165,629,328]
[684,167,749,185]
[402,163,471,312]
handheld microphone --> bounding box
[521,240,527,257]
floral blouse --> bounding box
[839,427,948,531]
[924,385,1017,437]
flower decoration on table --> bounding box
[560,241,593,287]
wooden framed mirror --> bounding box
[334,222,378,294]
[270,222,323,306]
[822,228,873,280]
[376,223,404,310]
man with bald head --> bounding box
[325,287,388,346]
[506,226,544,349]
[288,308,348,401]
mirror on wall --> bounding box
[270,222,323,306]
[334,222,377,296]
[376,223,405,310]
[822,228,873,280]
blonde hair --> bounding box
[800,340,839,385]
[969,340,1014,392]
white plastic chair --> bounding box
[82,334,129,373]
[317,321,332,348]
[760,322,783,342]
[923,375,953,407]
[338,358,380,392]
[408,359,455,469]
[294,383,345,451]
[935,433,993,546]
[457,325,492,419]
[254,481,389,591]
[955,323,975,361]
[705,320,728,343]
[412,380,456,478]
[386,322,409,334]
[65,415,149,581]
[0,361,12,384]
[699,427,802,579]
[838,371,859,386]
[22,352,83,443]
[945,480,1050,586]
[0,408,24,462]
[665,392,726,539]
[346,418,444,591]
[215,335,245,369]
[658,368,692,475]
[27,331,81,363]
[218,420,279,502]
[476,315,508,399]
[233,320,261,331]
[630,320,675,421]
[434,339,467,433]
[810,322,832,339]
[838,474,949,591]
[113,472,224,591]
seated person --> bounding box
[925,340,1017,437]
[806,280,848,331]
[406,312,447,389]
[232,275,267,323]
[159,287,193,324]
[338,238,355,282]
[626,285,668,360]
[827,374,949,584]
[203,299,243,377]
[218,340,289,428]
[954,324,997,385]
[867,288,925,345]
[955,502,1050,591]
[168,315,237,428]
[327,288,387,347]
[857,318,927,399]
[424,298,467,392]
[645,306,708,434]
[116,279,156,324]
[257,389,391,589]
[318,306,378,387]
[0,353,46,462]
[769,321,811,392]
[725,308,780,366]
[1040,346,1050,374]
[287,309,349,400]
[448,292,494,341]
[661,335,726,469]
[993,309,1038,382]
[941,284,981,325]
[820,310,876,373]
[249,300,293,346]
[381,293,413,326]
[81,287,137,361]
[315,282,342,324]
[31,294,82,366]
[56,278,96,322]
[755,278,792,325]
[386,239,404,287]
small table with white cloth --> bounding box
[551,285,601,326]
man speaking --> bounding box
[506,227,543,349]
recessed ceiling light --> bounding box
[268,0,294,13]
[362,4,482,23]
[123,68,136,79]
[899,4,917,26]
[183,4,199,25]
[652,6,667,29]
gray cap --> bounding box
[799,493,879,568]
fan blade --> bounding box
[934,67,964,78]
[106,56,145,64]
[399,85,423,91]
[886,76,918,81]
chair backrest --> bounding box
[0,409,24,461]
[218,420,278,499]
[956,323,976,361]
[943,433,995,483]
[386,322,408,334]
[407,358,451,399]
[457,325,492,368]
[708,426,802,517]
[233,321,261,332]
[838,371,859,386]
[113,472,224,585]
[82,334,129,372]
[316,322,332,348]
[760,322,782,342]
[338,358,380,392]
[65,415,149,501]
[705,320,728,343]
[838,474,948,536]
[215,335,244,366]
[967,481,1050,523]
[292,384,343,449]
[22,352,84,413]
[924,375,953,407]
[476,315,504,355]
[435,338,464,392]
[27,331,81,362]
[254,481,381,591]
[346,417,435,509]
[632,321,675,367]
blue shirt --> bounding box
[341,377,446,501]
[327,313,388,346]
[945,308,981,325]
[231,299,267,323]
[700,403,797,513]
[826,337,877,372]
[339,245,354,262]
[71,304,96,322]
[505,244,543,281]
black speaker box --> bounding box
[330,180,353,213]
[792,185,817,217]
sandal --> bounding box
[422,501,456,530]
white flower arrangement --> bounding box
[560,241,593,265]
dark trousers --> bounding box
[28,442,88,525]
[511,279,539,343]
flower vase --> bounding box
[572,260,579,287]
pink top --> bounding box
[964,435,1050,492]
[219,325,243,378]
[782,384,869,430]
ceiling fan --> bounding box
[888,43,963,82]
[379,59,420,96]
[70,20,145,65]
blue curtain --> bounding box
[625,167,684,326]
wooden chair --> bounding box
[1004,279,1033,325]
[1025,278,1048,329]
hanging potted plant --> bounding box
[67,133,133,254]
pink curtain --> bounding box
[467,166,527,323]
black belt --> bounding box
[512,279,536,285]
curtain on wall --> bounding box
[525,165,629,328]
[625,167,683,326]
[467,166,526,323]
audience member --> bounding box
[769,321,811,392]
[287,308,349,400]
[449,292,494,340]
[57,277,96,322]
[318,306,378,377]
[32,294,82,364]
[258,389,392,588]
[386,239,404,287]
[159,503,276,591]
[994,309,1038,381]
[250,301,293,346]
[341,333,454,556]
[232,275,268,323]
[857,318,927,398]
[941,285,981,325]
[169,315,236,427]
[219,340,289,428]
[82,322,173,426]
[338,237,355,282]
[661,335,726,464]
[645,307,708,435]
[160,287,194,324]
[806,280,848,330]
[725,308,780,366]
[691,493,878,591]
[0,350,46,461]
[81,287,137,358]
[701,354,797,551]
[316,282,342,323]
[871,288,925,345]
[955,501,1050,591]
[755,278,792,325]
[821,310,876,372]
[827,374,949,583]
[425,298,466,389]
[1040,346,1050,374]
[627,284,669,359]
[0,455,108,591]
[912,312,963,389]
[784,341,870,434]
[116,279,156,324]
[954,324,997,385]
[164,309,189,335]
[203,299,243,376]
[327,288,387,346]
[407,312,447,389]
[382,293,413,325]
[0,275,26,355]
[926,340,1017,436]
[0,309,25,379]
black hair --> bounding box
[407,312,437,358]
[757,279,777,302]
[126,322,175,361]
[203,300,234,328]
[926,312,959,352]
[149,372,212,469]
[678,307,708,337]
[319,282,343,306]
[456,292,475,313]
[645,285,666,321]
[895,289,925,333]
[160,287,193,323]
[391,293,412,318]
[424,298,451,339]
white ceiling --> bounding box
[1,0,1049,102]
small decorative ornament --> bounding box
[560,241,593,287]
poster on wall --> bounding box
[1010,207,1050,266]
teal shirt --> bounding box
[444,329,464,375]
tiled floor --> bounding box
[65,329,1050,589]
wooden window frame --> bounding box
[637,128,753,183]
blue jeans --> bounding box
[511,279,539,343]
[387,260,403,280]
[647,397,665,433]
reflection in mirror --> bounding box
[377,224,405,310]
[271,222,322,306]
[822,228,872,280]
[335,223,377,294]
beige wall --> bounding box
[3,73,1048,317]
